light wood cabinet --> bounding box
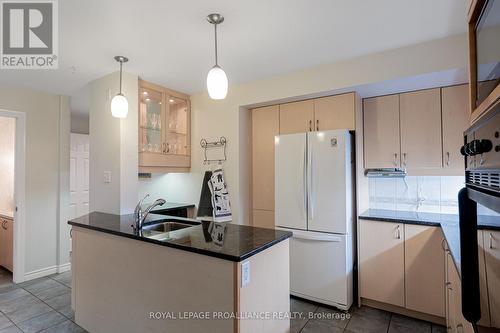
[252,210,275,229]
[404,225,445,317]
[279,100,314,134]
[313,93,355,131]
[252,105,279,220]
[360,220,405,307]
[484,230,500,329]
[363,95,401,169]
[400,88,443,170]
[138,80,191,173]
[441,85,469,174]
[0,217,13,272]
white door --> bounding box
[275,133,307,230]
[288,229,349,308]
[70,133,90,219]
[307,130,351,234]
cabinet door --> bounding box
[360,220,405,307]
[139,84,164,154]
[313,93,355,131]
[446,251,457,332]
[400,88,442,169]
[252,210,275,229]
[165,96,190,156]
[363,95,401,169]
[477,231,491,328]
[252,106,279,212]
[442,85,469,173]
[404,225,445,317]
[279,100,314,134]
[0,219,5,268]
[484,230,500,329]
[3,219,13,272]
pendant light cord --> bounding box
[214,23,218,66]
[119,61,123,94]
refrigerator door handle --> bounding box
[293,232,342,242]
[308,139,314,221]
[302,142,307,220]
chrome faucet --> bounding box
[133,194,166,230]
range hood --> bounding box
[365,168,406,178]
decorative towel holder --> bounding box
[200,136,227,165]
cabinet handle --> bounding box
[441,238,449,252]
[445,282,452,290]
[2,221,6,230]
[402,153,407,167]
[396,225,401,239]
[446,152,450,166]
[490,233,494,249]
[309,120,312,131]
[316,119,319,131]
[457,324,463,333]
[393,153,398,167]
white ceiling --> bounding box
[0,0,467,110]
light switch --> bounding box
[241,261,250,287]
[103,171,111,183]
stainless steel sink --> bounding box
[141,220,200,241]
[143,221,196,233]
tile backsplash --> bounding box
[368,176,464,214]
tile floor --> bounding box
[0,268,86,333]
[0,267,448,333]
[290,297,447,333]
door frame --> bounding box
[0,109,26,283]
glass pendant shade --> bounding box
[207,65,228,100]
[111,93,128,118]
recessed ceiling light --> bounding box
[169,99,175,103]
[159,102,162,105]
[145,98,151,102]
[143,91,148,95]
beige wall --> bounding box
[71,113,89,134]
[165,33,468,224]
[0,85,70,277]
[0,117,15,216]
[89,72,138,215]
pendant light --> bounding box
[206,14,228,100]
[111,56,129,118]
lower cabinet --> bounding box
[359,220,445,319]
[359,220,405,307]
[0,217,13,272]
[482,230,500,329]
[404,225,445,317]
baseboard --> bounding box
[23,263,71,282]
[361,298,446,325]
[57,263,71,273]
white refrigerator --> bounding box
[275,129,354,310]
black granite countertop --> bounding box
[359,209,500,277]
[68,212,292,262]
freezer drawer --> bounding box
[287,229,353,310]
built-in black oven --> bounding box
[459,103,500,332]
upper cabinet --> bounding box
[442,85,470,174]
[279,93,357,134]
[138,80,191,173]
[363,85,469,175]
[279,100,314,134]
[363,95,400,169]
[314,93,356,131]
[400,88,442,170]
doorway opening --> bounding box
[0,110,26,284]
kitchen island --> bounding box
[68,212,291,333]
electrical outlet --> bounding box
[103,171,111,183]
[241,261,250,287]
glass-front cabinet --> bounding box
[139,80,191,172]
